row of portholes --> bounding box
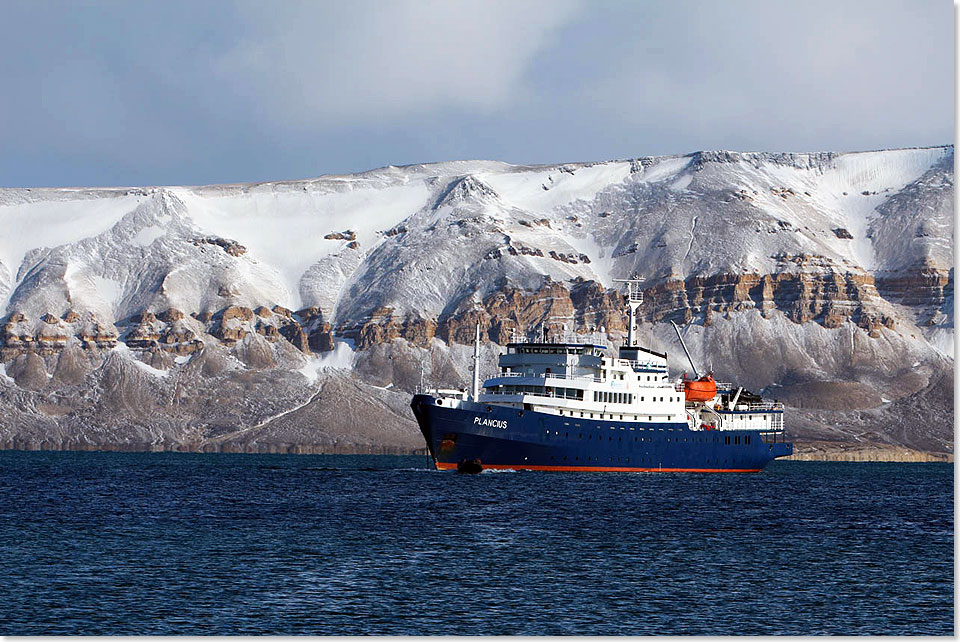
[544,430,748,447]
[551,455,635,463]
[547,455,736,466]
[543,431,655,443]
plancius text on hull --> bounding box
[410,277,792,473]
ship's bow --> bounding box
[410,393,436,458]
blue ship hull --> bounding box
[411,394,792,472]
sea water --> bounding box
[0,452,952,635]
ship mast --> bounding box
[471,322,481,401]
[613,275,644,347]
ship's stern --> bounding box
[770,441,793,459]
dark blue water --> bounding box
[0,452,952,635]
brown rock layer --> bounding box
[875,266,952,323]
[0,303,339,361]
[640,269,895,336]
[340,264,906,348]
[0,264,945,359]
[1,311,118,360]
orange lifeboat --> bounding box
[683,373,717,402]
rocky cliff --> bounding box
[0,146,952,457]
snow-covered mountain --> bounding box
[0,146,953,457]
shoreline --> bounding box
[0,441,952,463]
[784,441,953,463]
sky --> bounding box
[0,0,953,188]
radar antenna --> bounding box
[613,274,644,347]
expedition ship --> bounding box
[410,277,792,472]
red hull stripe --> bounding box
[435,462,762,473]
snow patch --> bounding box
[172,181,430,310]
[131,225,166,247]
[61,262,123,318]
[481,162,631,213]
[0,363,14,384]
[926,328,954,358]
[556,228,614,287]
[638,156,691,183]
[0,193,144,308]
[298,340,356,383]
[92,276,123,307]
[669,173,693,191]
[131,358,170,378]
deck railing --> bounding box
[620,359,668,372]
[489,371,604,383]
[739,402,785,412]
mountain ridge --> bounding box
[0,145,953,457]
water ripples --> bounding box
[0,452,952,635]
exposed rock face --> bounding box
[338,278,627,349]
[192,236,246,256]
[324,230,356,241]
[293,307,335,353]
[875,266,953,323]
[1,310,118,360]
[640,268,897,337]
[235,332,277,370]
[213,305,255,343]
[51,344,91,386]
[1,301,342,367]
[126,309,202,355]
[211,372,424,454]
[8,352,49,390]
[786,442,952,462]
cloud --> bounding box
[217,0,584,128]
[570,0,953,152]
[0,0,949,187]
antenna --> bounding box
[613,274,644,347]
[670,320,700,379]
